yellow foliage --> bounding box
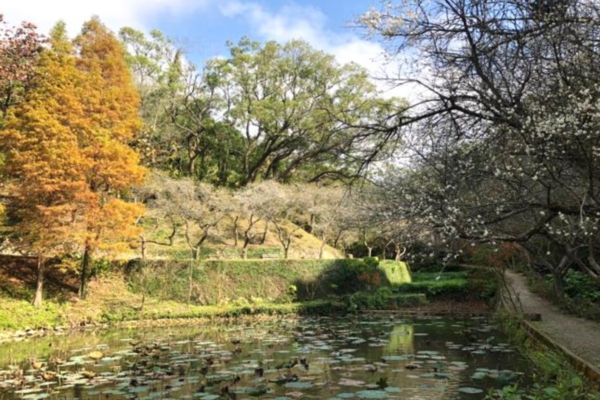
[1,18,145,259]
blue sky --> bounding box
[148,1,377,65]
[3,0,384,71]
[3,0,423,100]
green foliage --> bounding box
[345,288,426,311]
[127,258,409,305]
[393,269,498,301]
[562,270,600,303]
[0,298,65,330]
[529,270,600,322]
[379,260,412,284]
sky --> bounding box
[1,0,403,89]
[2,0,432,101]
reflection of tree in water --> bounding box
[384,324,414,354]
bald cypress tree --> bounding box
[1,23,90,307]
[74,17,145,298]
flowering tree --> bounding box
[360,0,600,294]
[0,15,44,122]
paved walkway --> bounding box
[504,271,600,369]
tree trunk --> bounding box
[188,248,198,303]
[319,237,326,260]
[32,256,44,308]
[367,247,373,258]
[233,217,239,247]
[260,221,269,245]
[79,246,91,299]
[140,236,147,260]
[553,270,565,299]
[283,246,289,259]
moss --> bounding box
[379,260,412,284]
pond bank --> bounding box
[0,297,494,344]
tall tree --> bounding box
[74,18,145,298]
[0,23,89,307]
[208,38,402,185]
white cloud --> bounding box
[219,1,424,102]
[1,0,210,35]
[2,0,428,103]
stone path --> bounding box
[504,270,600,369]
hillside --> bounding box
[135,213,343,261]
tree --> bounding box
[120,28,246,186]
[119,27,187,168]
[301,184,347,259]
[234,182,273,259]
[74,18,145,298]
[0,23,89,307]
[0,14,44,124]
[360,0,600,293]
[257,182,308,259]
[135,172,182,260]
[146,176,225,300]
[206,38,403,185]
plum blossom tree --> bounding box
[0,15,44,122]
[360,0,600,294]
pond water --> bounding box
[0,315,532,400]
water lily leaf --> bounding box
[458,387,484,394]
[284,381,314,389]
[356,389,388,399]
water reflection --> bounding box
[0,316,531,399]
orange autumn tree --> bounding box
[74,18,145,298]
[0,23,91,307]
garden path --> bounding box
[504,270,600,370]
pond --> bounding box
[0,315,532,399]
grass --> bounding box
[1,260,499,333]
[392,269,497,301]
[0,297,66,330]
[0,274,345,332]
[127,258,412,305]
[345,289,427,311]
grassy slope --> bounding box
[0,275,342,331]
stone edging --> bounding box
[520,319,600,386]
[498,275,600,386]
